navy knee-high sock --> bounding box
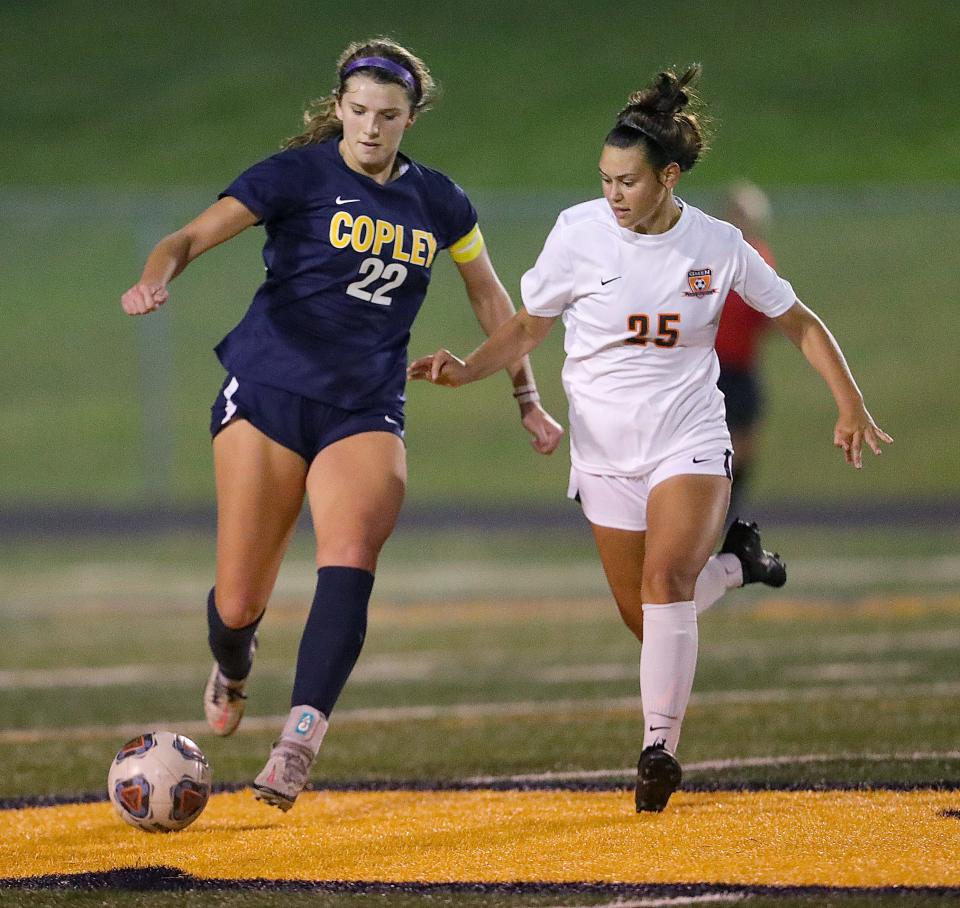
[291,566,374,717]
[207,588,262,681]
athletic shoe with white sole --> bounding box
[252,740,316,811]
[635,740,683,813]
[252,705,328,812]
[203,635,257,736]
[720,518,787,587]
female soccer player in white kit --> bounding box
[409,65,892,812]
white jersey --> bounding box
[521,198,797,476]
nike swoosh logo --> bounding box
[600,276,622,286]
[384,415,399,426]
[692,456,712,464]
[648,725,672,732]
[335,196,360,205]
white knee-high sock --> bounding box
[693,553,743,615]
[640,600,698,754]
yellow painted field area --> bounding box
[2,788,959,887]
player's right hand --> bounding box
[407,349,470,388]
[121,282,169,315]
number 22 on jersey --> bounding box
[346,257,408,306]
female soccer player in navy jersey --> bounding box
[410,65,892,813]
[121,37,563,811]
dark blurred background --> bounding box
[1,0,958,525]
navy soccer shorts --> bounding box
[717,366,763,432]
[210,374,404,462]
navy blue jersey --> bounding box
[215,139,479,410]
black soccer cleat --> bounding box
[720,518,787,588]
[635,741,683,813]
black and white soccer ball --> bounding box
[107,731,211,832]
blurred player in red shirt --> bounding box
[715,182,776,525]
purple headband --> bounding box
[341,56,417,94]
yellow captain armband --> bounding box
[448,224,485,264]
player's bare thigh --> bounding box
[306,431,407,572]
[642,474,730,604]
[213,419,308,627]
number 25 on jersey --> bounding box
[626,313,681,347]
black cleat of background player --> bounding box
[635,741,683,813]
[721,518,787,588]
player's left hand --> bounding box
[834,404,893,469]
[519,402,564,455]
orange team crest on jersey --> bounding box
[684,268,717,297]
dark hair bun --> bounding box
[605,64,711,173]
[627,65,701,118]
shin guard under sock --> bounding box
[640,600,698,754]
[290,566,374,717]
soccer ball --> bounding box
[107,731,212,832]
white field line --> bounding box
[692,680,960,705]
[536,659,925,684]
[0,633,949,692]
[707,627,960,661]
[0,665,197,690]
[781,660,919,682]
[536,664,638,683]
[5,554,960,610]
[0,560,607,607]
[464,750,960,785]
[0,652,939,692]
[686,750,960,772]
[5,680,960,745]
[5,657,612,693]
[544,895,745,908]
[0,655,436,691]
[0,698,650,745]
[459,628,960,677]
[787,555,960,586]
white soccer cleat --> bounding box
[203,636,257,737]
[252,705,328,811]
[252,740,316,811]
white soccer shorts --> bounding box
[568,447,733,531]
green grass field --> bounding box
[2,524,960,903]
